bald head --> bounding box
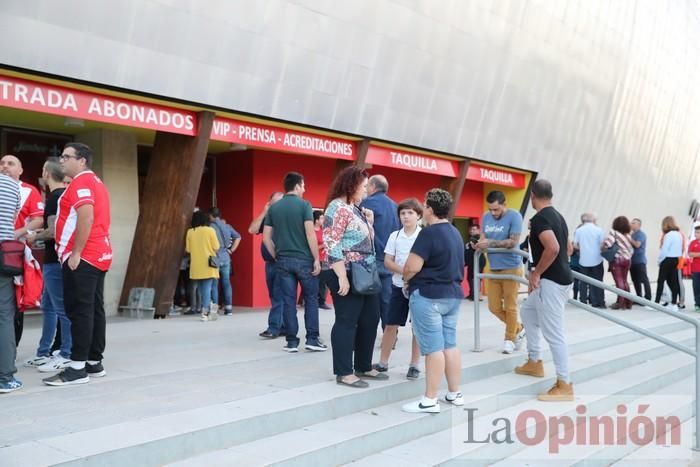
[0,155,22,181]
[368,175,388,195]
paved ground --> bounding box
[3,289,700,465]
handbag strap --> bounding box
[351,205,376,256]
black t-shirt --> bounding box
[257,222,275,263]
[43,188,65,264]
[529,206,573,285]
[409,222,465,299]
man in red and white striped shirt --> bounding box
[44,143,112,387]
[0,154,45,346]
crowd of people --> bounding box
[2,149,699,414]
[1,144,112,393]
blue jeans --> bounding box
[195,278,215,311]
[211,263,232,308]
[409,289,461,355]
[265,261,286,335]
[275,256,319,346]
[692,272,700,308]
[377,263,392,328]
[38,262,71,358]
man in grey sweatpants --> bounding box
[0,173,21,393]
[514,179,574,401]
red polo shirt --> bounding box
[55,170,112,271]
[15,181,44,230]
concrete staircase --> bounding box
[2,307,697,467]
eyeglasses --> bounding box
[59,154,81,161]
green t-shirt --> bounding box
[264,194,314,260]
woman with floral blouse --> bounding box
[322,166,387,388]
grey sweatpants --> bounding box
[521,278,572,382]
[0,274,18,383]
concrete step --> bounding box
[1,314,693,467]
[350,354,693,467]
[485,378,695,467]
[165,331,695,467]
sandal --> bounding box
[355,371,389,380]
[336,376,369,388]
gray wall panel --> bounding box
[2,0,700,268]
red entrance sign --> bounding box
[0,74,196,135]
[466,163,525,188]
[365,145,459,177]
[210,117,355,160]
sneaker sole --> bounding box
[87,370,106,378]
[514,369,545,378]
[305,345,328,352]
[402,406,440,414]
[442,397,465,406]
[0,386,22,393]
[283,348,299,353]
[406,374,420,380]
[44,376,90,386]
[37,365,70,373]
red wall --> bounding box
[215,149,337,308]
[214,153,504,308]
[366,166,442,209]
[455,180,485,219]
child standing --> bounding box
[689,225,700,312]
[372,198,423,379]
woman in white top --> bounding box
[656,216,683,309]
[602,216,634,309]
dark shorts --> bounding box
[386,286,410,326]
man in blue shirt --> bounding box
[630,218,652,301]
[477,190,524,354]
[209,208,241,315]
[573,213,606,308]
[360,175,400,329]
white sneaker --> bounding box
[200,313,209,322]
[514,328,526,351]
[442,392,465,406]
[402,398,440,413]
[209,304,219,321]
[502,340,515,354]
[667,304,679,313]
[24,356,51,368]
[37,355,71,373]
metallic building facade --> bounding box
[1,0,700,261]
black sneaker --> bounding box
[406,366,420,380]
[86,362,106,378]
[283,342,299,353]
[305,339,328,352]
[372,363,389,372]
[259,330,279,339]
[43,367,89,386]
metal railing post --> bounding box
[472,250,482,352]
[472,247,699,448]
[696,324,700,451]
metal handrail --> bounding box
[471,247,700,450]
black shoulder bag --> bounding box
[349,207,382,295]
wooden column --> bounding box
[442,158,471,221]
[120,111,215,317]
[325,138,370,206]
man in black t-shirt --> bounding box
[514,179,574,402]
[26,159,72,372]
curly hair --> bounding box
[612,216,631,234]
[328,166,369,203]
[425,188,453,219]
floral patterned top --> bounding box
[322,198,376,269]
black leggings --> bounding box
[655,257,680,304]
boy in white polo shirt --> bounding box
[372,198,423,379]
